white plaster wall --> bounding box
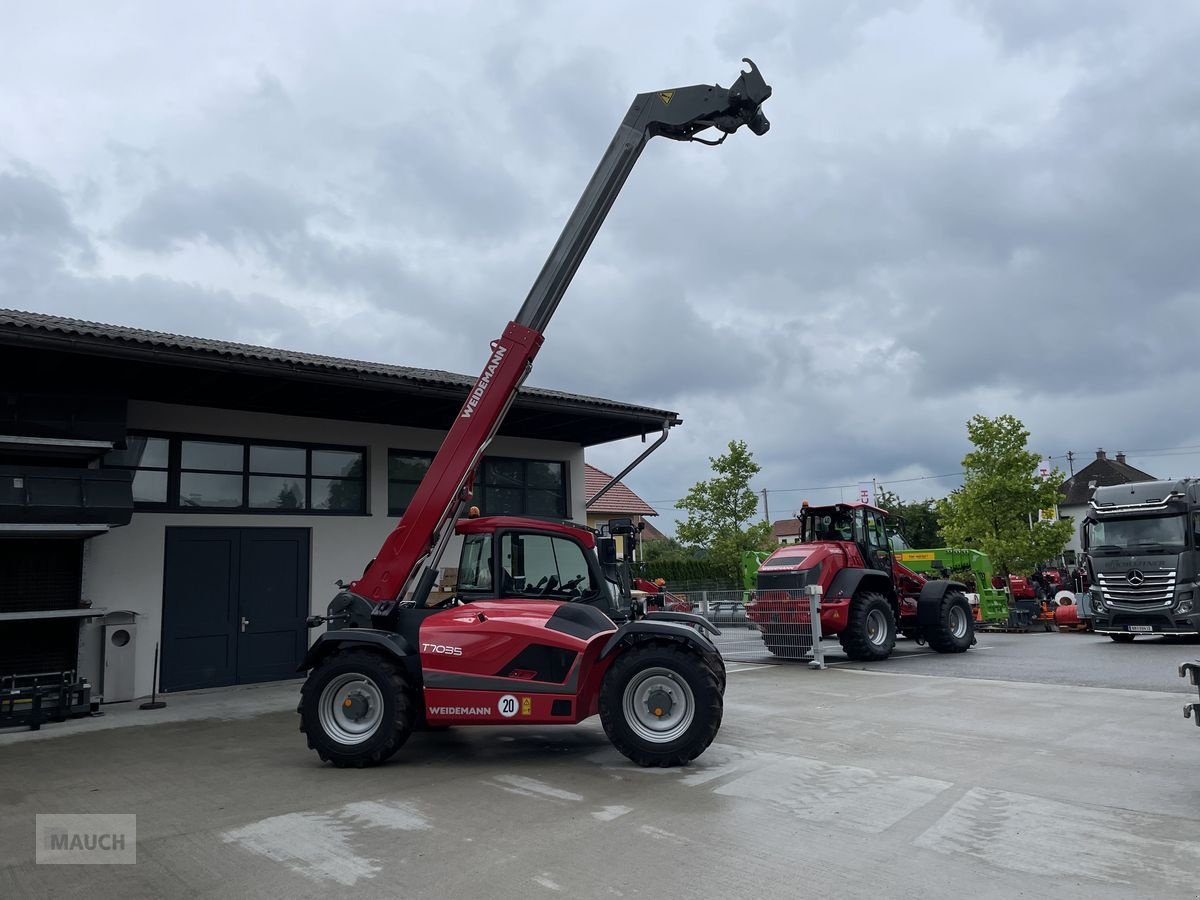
[82,400,586,698]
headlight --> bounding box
[1178,600,1194,615]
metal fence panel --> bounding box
[679,588,824,667]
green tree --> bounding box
[875,489,942,548]
[937,414,1073,581]
[675,439,774,580]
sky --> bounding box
[3,0,1200,534]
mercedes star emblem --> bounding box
[1126,569,1146,586]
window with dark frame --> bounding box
[103,433,367,514]
[385,450,568,519]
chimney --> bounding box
[1096,448,1107,460]
[1116,451,1126,465]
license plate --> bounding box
[1127,625,1154,633]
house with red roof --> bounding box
[584,463,662,556]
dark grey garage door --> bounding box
[161,528,310,692]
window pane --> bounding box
[388,481,418,516]
[526,461,563,489]
[484,458,522,488]
[526,488,564,518]
[388,452,432,481]
[105,436,169,469]
[312,450,363,478]
[178,472,243,507]
[457,534,493,591]
[487,487,523,516]
[312,478,363,512]
[131,469,167,503]
[181,440,243,472]
[249,476,306,509]
[551,537,593,593]
[250,445,305,475]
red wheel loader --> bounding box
[747,501,976,661]
[297,61,772,768]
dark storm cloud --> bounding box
[4,0,1200,533]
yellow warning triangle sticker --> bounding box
[659,90,674,105]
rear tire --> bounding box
[599,641,722,767]
[299,649,412,768]
[839,592,896,661]
[1108,633,1136,643]
[925,590,975,653]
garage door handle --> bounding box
[240,616,250,632]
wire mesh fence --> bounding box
[666,588,825,667]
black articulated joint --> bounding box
[298,629,418,676]
[624,58,772,143]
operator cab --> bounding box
[452,516,628,619]
[801,502,894,576]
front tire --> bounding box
[1109,633,1137,643]
[299,649,412,768]
[839,592,897,661]
[925,590,975,653]
[599,642,722,767]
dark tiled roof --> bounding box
[584,464,657,516]
[0,308,681,423]
[1059,457,1156,506]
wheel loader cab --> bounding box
[454,517,620,617]
[802,504,895,582]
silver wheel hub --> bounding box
[949,604,969,639]
[622,667,695,744]
[866,609,889,646]
[318,673,385,745]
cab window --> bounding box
[501,532,595,598]
[456,534,494,592]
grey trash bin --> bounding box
[102,611,138,703]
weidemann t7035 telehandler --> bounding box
[297,60,773,768]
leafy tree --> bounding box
[675,439,774,580]
[639,537,697,566]
[875,489,941,548]
[937,414,1073,581]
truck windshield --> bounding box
[1089,515,1187,553]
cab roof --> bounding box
[802,501,889,516]
[456,515,596,548]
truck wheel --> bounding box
[298,649,412,768]
[924,590,975,653]
[599,642,722,767]
[1109,633,1136,643]
[839,592,896,661]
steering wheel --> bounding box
[561,575,586,597]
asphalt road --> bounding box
[716,627,1200,693]
[2,649,1199,900]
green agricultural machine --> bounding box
[893,548,1009,624]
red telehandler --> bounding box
[297,61,772,768]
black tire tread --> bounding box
[298,649,412,768]
[1108,633,1136,643]
[839,591,896,661]
[599,640,722,768]
[925,590,975,654]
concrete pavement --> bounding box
[2,662,1198,899]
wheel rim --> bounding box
[949,604,969,639]
[865,609,889,647]
[622,667,695,744]
[318,673,385,745]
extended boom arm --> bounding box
[349,60,772,612]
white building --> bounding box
[0,310,679,702]
[1057,449,1155,562]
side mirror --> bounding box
[1079,522,1090,552]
